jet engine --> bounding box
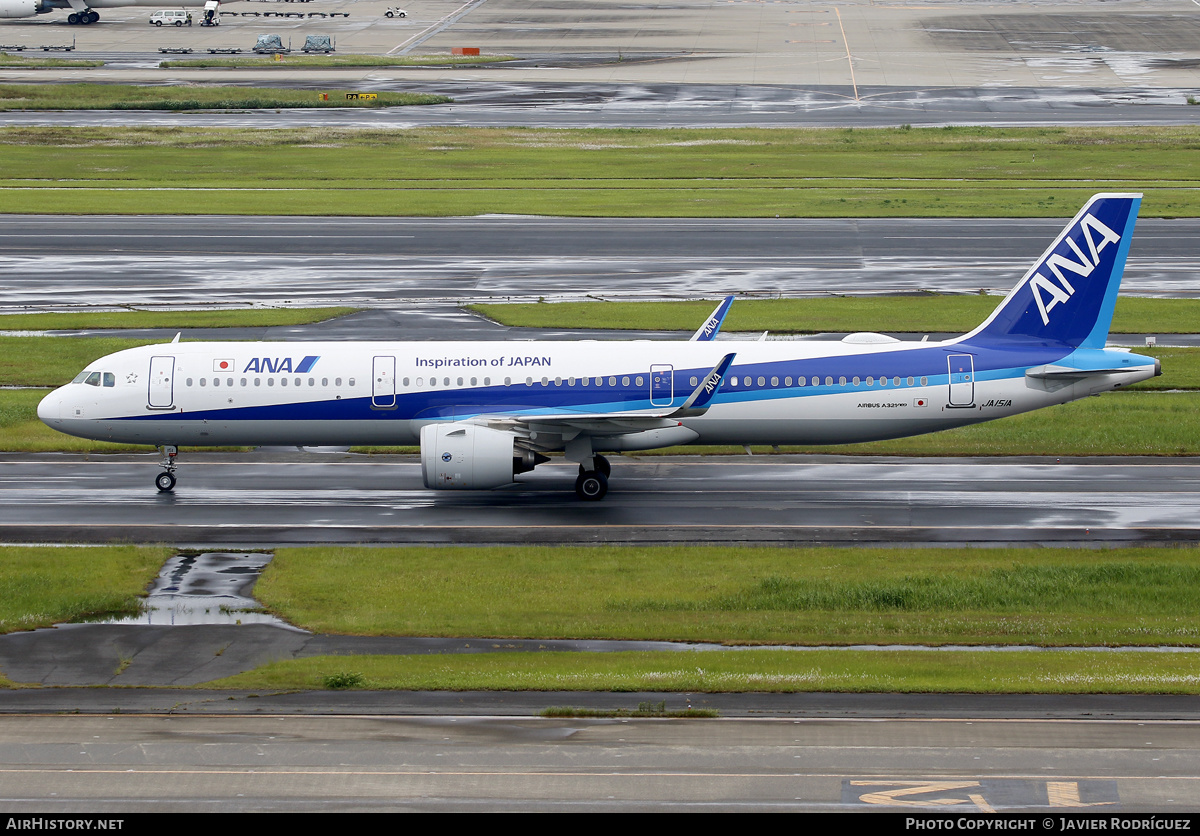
[420,423,546,490]
[0,0,42,18]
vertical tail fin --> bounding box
[964,193,1140,349]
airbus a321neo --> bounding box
[38,193,1159,500]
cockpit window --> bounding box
[72,370,91,384]
[102,372,115,388]
[83,372,101,387]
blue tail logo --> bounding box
[967,193,1140,350]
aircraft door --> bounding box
[148,356,175,409]
[947,354,975,407]
[650,364,673,406]
[372,356,396,408]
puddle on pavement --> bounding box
[105,551,296,628]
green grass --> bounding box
[255,546,1200,647]
[0,336,157,386]
[0,546,169,633]
[471,296,1200,337]
[209,649,1200,694]
[1,125,1199,216]
[0,84,448,111]
[0,53,103,69]
[0,306,357,333]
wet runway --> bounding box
[3,215,1200,313]
[1,712,1198,812]
[2,453,1196,545]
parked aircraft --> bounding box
[38,194,1158,500]
[0,0,228,26]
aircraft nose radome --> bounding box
[37,389,62,424]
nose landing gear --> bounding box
[156,445,178,493]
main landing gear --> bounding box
[575,454,611,501]
[67,10,99,24]
[156,445,178,493]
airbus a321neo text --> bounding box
[39,193,1159,500]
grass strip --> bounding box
[0,306,358,333]
[0,83,448,111]
[256,545,1200,646]
[208,649,1200,694]
[0,125,1198,216]
[470,297,1200,337]
[0,546,170,634]
[0,53,102,69]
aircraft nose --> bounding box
[37,388,63,425]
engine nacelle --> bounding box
[421,423,527,490]
[0,0,43,18]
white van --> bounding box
[149,10,192,26]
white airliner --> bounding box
[0,0,227,26]
[38,193,1159,500]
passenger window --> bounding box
[757,376,765,387]
[920,376,927,386]
[690,376,698,387]
[186,378,193,387]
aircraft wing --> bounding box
[470,353,736,439]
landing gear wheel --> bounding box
[578,455,611,479]
[68,12,78,23]
[155,471,176,493]
[88,11,98,22]
[575,470,607,501]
